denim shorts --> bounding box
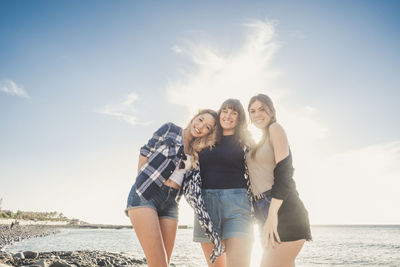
[193,188,253,242]
[253,195,272,227]
[125,182,179,221]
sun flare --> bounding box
[248,123,263,144]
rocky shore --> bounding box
[0,225,60,251]
[0,225,151,266]
[0,250,146,267]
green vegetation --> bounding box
[0,197,77,223]
[0,210,72,222]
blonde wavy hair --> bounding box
[185,109,218,169]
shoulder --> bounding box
[268,122,288,147]
[156,122,181,133]
[168,122,182,131]
[165,122,182,136]
[268,122,287,139]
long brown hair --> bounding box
[248,94,276,158]
[217,99,252,148]
[186,109,218,168]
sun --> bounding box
[248,123,263,144]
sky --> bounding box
[1,0,399,225]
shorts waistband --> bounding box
[160,183,179,193]
[253,190,272,201]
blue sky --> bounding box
[1,0,399,225]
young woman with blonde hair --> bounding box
[125,109,218,267]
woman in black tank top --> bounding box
[192,99,254,267]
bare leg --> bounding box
[200,242,226,267]
[225,237,252,267]
[261,239,305,267]
[128,208,168,267]
[159,218,178,264]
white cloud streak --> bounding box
[97,93,151,125]
[165,19,400,224]
[0,79,29,98]
[167,20,283,114]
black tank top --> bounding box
[199,135,247,189]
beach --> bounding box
[0,222,146,267]
[2,223,400,266]
[0,250,146,267]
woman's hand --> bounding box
[262,198,282,248]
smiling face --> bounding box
[219,108,239,135]
[248,100,273,129]
[190,113,216,138]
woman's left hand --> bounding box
[262,200,282,248]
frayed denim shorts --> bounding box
[253,195,272,227]
[125,182,179,221]
[193,188,253,242]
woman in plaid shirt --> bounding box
[126,109,218,267]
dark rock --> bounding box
[29,259,48,267]
[48,260,72,267]
[13,252,25,259]
[24,251,39,259]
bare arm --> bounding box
[269,122,289,164]
[263,123,289,248]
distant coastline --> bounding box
[0,218,193,230]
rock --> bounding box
[48,260,72,267]
[13,252,25,259]
[24,251,39,259]
[29,259,47,267]
[0,264,13,267]
[0,252,12,260]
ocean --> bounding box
[4,225,400,266]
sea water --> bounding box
[4,225,400,266]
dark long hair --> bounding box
[248,94,276,158]
[217,99,252,148]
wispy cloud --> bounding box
[166,19,329,152]
[0,79,29,98]
[167,20,283,114]
[97,93,151,126]
[165,19,400,224]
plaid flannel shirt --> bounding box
[135,122,185,201]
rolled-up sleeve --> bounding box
[140,123,170,158]
[271,154,297,201]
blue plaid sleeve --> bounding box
[140,123,170,157]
